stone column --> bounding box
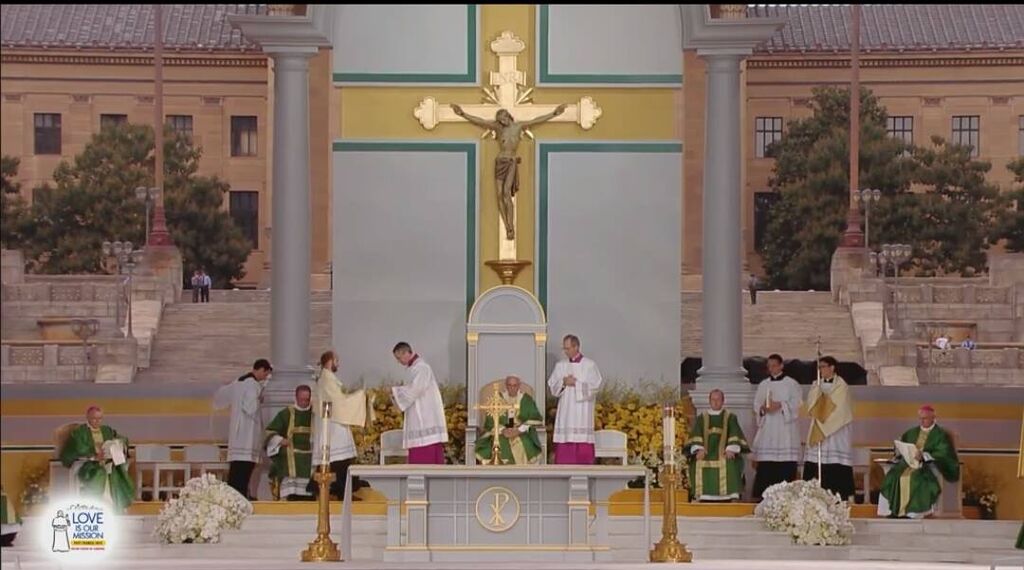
[268,48,317,400]
[697,52,746,388]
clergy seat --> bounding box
[594,429,628,465]
[476,380,547,463]
[183,444,228,481]
[50,422,84,495]
[852,447,874,504]
[135,444,188,501]
[934,430,963,518]
[379,429,407,465]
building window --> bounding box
[33,113,62,155]
[100,114,128,129]
[886,116,914,146]
[951,115,980,157]
[1018,116,1023,156]
[230,116,258,157]
[755,117,783,158]
[167,115,193,138]
[754,191,781,251]
[229,191,259,249]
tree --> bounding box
[1,155,32,248]
[992,157,1024,252]
[26,124,251,285]
[759,86,912,290]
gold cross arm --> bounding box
[474,386,519,421]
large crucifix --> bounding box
[414,31,602,266]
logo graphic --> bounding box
[36,496,119,564]
[474,486,520,532]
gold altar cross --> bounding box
[473,384,520,465]
[414,31,602,134]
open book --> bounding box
[894,439,921,469]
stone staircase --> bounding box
[135,301,332,384]
[682,291,862,364]
[5,515,1021,568]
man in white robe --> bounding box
[391,342,449,464]
[309,350,366,499]
[752,354,803,500]
[548,334,603,465]
[213,358,271,500]
[803,355,855,500]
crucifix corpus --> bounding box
[473,384,520,466]
[414,30,602,283]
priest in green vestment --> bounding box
[878,405,959,518]
[265,385,314,500]
[475,376,544,464]
[685,389,750,501]
[59,406,134,513]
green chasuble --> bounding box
[265,406,313,499]
[1016,521,1023,549]
[59,424,134,513]
[475,391,544,464]
[684,410,749,501]
[879,424,959,518]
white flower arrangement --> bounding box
[153,474,253,544]
[754,480,854,546]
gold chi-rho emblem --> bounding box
[474,486,520,532]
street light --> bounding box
[135,186,161,247]
[869,243,912,338]
[102,240,145,339]
[853,188,881,250]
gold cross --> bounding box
[413,31,602,135]
[473,384,520,465]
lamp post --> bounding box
[103,240,145,339]
[135,186,161,247]
[853,188,881,250]
[870,243,912,338]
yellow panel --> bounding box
[852,402,1022,421]
[1,398,217,416]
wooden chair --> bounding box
[379,429,407,465]
[595,429,628,465]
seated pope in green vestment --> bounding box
[878,405,959,518]
[475,376,544,464]
[684,389,750,502]
[265,385,314,500]
[59,406,135,513]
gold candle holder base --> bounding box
[300,468,342,562]
[485,259,531,285]
[649,464,692,563]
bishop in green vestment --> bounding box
[59,406,134,513]
[878,405,959,518]
[475,376,544,464]
[685,389,750,501]
[265,385,314,500]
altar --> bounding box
[343,465,648,562]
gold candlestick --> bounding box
[300,464,342,562]
[650,405,692,563]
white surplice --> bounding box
[311,368,357,464]
[391,356,449,449]
[752,375,803,462]
[803,380,854,466]
[213,375,264,462]
[547,356,603,444]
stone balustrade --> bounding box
[0,338,137,383]
[914,345,1023,386]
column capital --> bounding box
[680,5,784,53]
[228,9,333,51]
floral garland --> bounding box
[153,474,253,544]
[755,480,854,546]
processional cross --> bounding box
[473,384,520,466]
[414,31,602,277]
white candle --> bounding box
[663,406,675,466]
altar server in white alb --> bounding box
[391,342,449,464]
[751,353,803,500]
[213,358,272,500]
[548,334,603,464]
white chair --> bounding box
[183,444,229,481]
[595,429,628,465]
[135,444,189,501]
[51,422,85,495]
[379,429,407,464]
[852,447,873,504]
